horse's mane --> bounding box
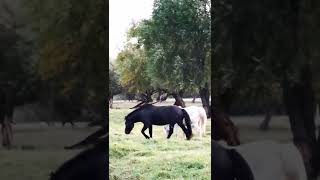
[125,104,153,120]
[64,127,107,150]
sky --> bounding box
[109,0,154,61]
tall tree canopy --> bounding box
[23,0,107,118]
[117,0,211,112]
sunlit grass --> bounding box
[109,105,211,180]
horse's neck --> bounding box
[129,113,142,123]
[128,118,139,124]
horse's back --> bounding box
[237,141,284,180]
[233,141,307,180]
[185,106,207,132]
[280,143,307,180]
[184,106,206,120]
[149,105,183,125]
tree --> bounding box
[116,42,155,102]
[23,0,108,123]
[214,0,320,177]
[132,0,211,112]
[109,62,122,108]
[0,0,40,148]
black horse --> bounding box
[49,142,107,180]
[50,127,107,180]
[212,141,254,180]
[124,104,193,140]
[64,127,107,150]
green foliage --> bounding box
[116,43,153,93]
[0,24,39,103]
[23,0,107,113]
[109,62,122,97]
[129,0,211,93]
[212,0,292,103]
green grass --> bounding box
[109,101,211,180]
[0,123,99,180]
[230,115,294,143]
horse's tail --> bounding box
[182,109,192,140]
[228,149,254,180]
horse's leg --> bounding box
[167,124,174,139]
[175,124,183,139]
[177,122,191,140]
[197,120,202,138]
[141,125,150,139]
[149,125,153,138]
[174,124,179,138]
[163,125,169,136]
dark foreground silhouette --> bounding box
[212,141,254,180]
[50,127,107,180]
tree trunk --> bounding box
[109,96,113,109]
[172,90,186,108]
[282,66,317,178]
[192,94,196,103]
[259,106,272,131]
[1,87,15,149]
[1,116,13,149]
[145,90,154,103]
[199,83,211,118]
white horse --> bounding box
[164,106,207,138]
[217,140,307,180]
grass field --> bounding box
[231,115,294,143]
[0,123,99,180]
[109,100,211,180]
[0,100,307,180]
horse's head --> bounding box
[124,115,134,134]
[213,112,240,146]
